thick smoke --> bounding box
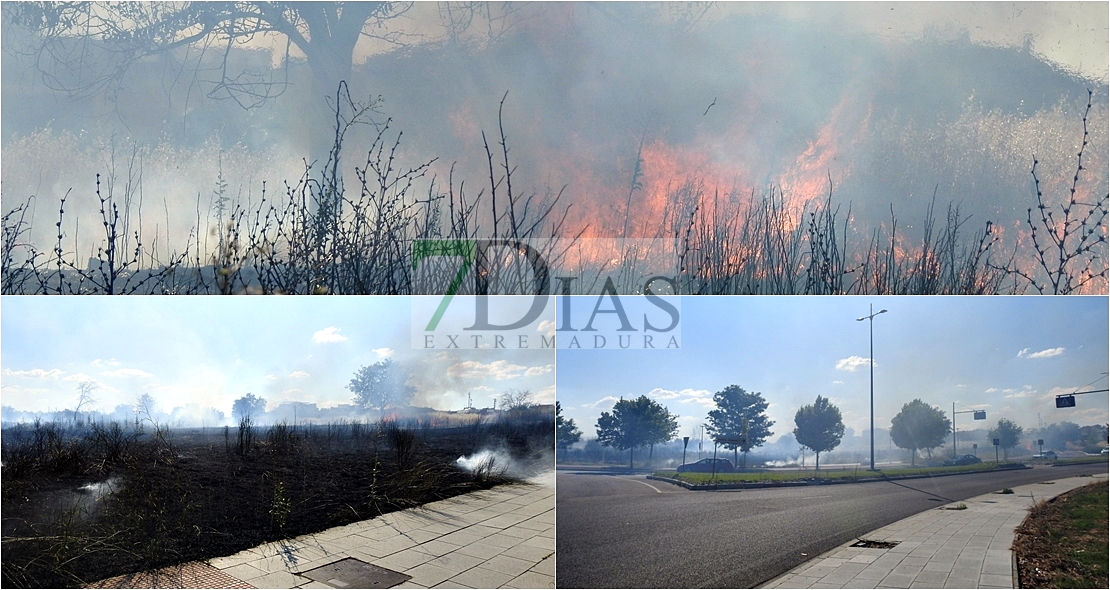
[3,4,1105,264]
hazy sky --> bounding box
[556,296,1109,444]
[1,296,555,417]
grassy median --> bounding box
[655,462,1022,485]
[1013,480,1108,588]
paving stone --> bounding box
[979,573,1013,588]
[480,554,534,578]
[424,551,485,576]
[406,563,457,588]
[529,556,555,577]
[504,571,555,589]
[880,572,916,588]
[372,548,439,572]
[448,566,516,589]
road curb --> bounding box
[648,463,1031,491]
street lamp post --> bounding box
[952,403,987,457]
[857,305,887,471]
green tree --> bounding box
[890,399,950,466]
[348,359,415,420]
[596,395,678,469]
[793,396,845,471]
[706,385,774,469]
[988,418,1024,461]
[232,392,266,421]
[556,401,582,462]
[1041,421,1081,451]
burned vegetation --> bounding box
[0,407,554,588]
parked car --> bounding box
[1101,448,1108,456]
[676,458,736,473]
[943,454,982,466]
[1032,451,1057,460]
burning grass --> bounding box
[2,89,1104,295]
[0,409,554,588]
[1013,481,1108,588]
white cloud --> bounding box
[583,395,621,409]
[373,348,394,358]
[534,384,556,405]
[680,396,716,407]
[91,359,121,367]
[288,371,311,379]
[63,373,94,382]
[100,368,153,378]
[4,368,65,380]
[835,356,873,371]
[648,387,710,401]
[647,387,681,399]
[447,359,527,381]
[1017,347,1064,359]
[312,326,348,343]
[832,380,844,385]
[524,364,555,377]
[537,320,556,336]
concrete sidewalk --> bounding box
[91,475,554,589]
[762,471,1108,589]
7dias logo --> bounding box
[410,239,680,350]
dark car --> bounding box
[943,454,982,467]
[676,458,735,473]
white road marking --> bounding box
[620,477,666,493]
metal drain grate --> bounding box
[850,539,899,549]
[299,558,411,588]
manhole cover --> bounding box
[850,539,899,549]
[299,558,411,588]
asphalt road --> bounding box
[555,464,1107,588]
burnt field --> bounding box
[1,409,554,588]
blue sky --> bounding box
[1,296,555,419]
[556,296,1109,445]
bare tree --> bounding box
[498,388,534,411]
[74,380,98,425]
[3,2,414,107]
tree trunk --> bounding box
[815,451,820,471]
[295,3,381,163]
[629,447,634,469]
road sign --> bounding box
[993,438,1000,446]
[973,410,986,420]
[1056,395,1076,408]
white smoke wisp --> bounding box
[456,449,512,478]
[762,455,805,468]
